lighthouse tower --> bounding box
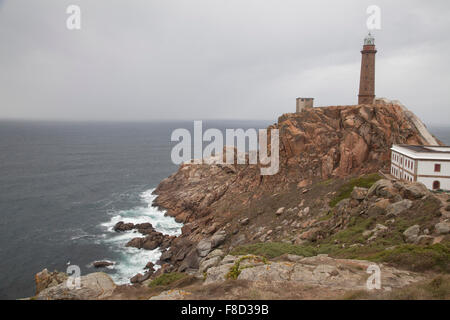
[358,33,377,104]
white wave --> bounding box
[99,188,182,284]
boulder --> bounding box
[178,248,200,272]
[35,272,116,300]
[113,221,135,232]
[35,269,68,294]
[367,199,390,216]
[276,207,285,215]
[145,262,155,271]
[199,256,222,273]
[204,263,235,285]
[135,223,155,235]
[399,182,429,200]
[160,250,173,262]
[196,240,212,257]
[351,187,368,200]
[434,222,450,235]
[205,249,225,260]
[210,230,226,248]
[130,272,152,284]
[126,237,144,249]
[386,199,413,217]
[367,180,397,199]
[403,225,420,243]
[93,261,114,268]
[240,218,250,225]
[415,235,435,246]
[367,224,388,242]
[142,238,162,250]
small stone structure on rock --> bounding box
[296,98,314,113]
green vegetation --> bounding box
[342,275,450,300]
[329,173,382,208]
[226,255,269,280]
[318,210,334,221]
[230,242,317,259]
[328,216,376,244]
[231,241,450,274]
[148,272,187,287]
[388,275,450,300]
[371,244,450,273]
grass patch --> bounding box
[148,272,187,287]
[342,275,450,300]
[388,275,450,300]
[327,216,376,244]
[230,242,317,259]
[329,173,382,208]
[231,240,450,274]
[318,210,334,221]
[370,243,450,273]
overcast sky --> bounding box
[0,0,449,125]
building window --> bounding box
[435,164,441,172]
[433,181,440,190]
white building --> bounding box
[390,144,450,191]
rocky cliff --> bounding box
[150,100,444,274]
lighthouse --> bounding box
[358,33,377,104]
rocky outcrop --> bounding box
[112,221,175,251]
[93,261,114,268]
[148,254,425,300]
[152,102,443,273]
[34,272,116,300]
[35,269,68,295]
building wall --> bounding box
[390,151,415,182]
[390,149,450,190]
[417,177,450,191]
[417,160,450,190]
[416,160,450,176]
[296,98,314,113]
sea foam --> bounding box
[100,188,182,284]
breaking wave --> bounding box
[99,189,182,284]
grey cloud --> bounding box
[0,0,449,125]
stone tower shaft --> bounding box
[358,33,377,104]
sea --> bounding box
[0,120,273,299]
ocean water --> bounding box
[0,120,272,299]
[429,126,450,145]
